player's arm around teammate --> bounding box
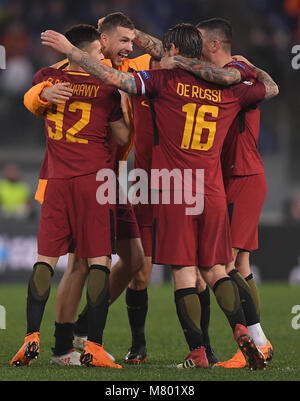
[173,18,277,367]
[40,23,272,372]
[10,25,128,369]
[133,25,250,86]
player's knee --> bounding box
[71,258,89,275]
[133,252,145,274]
[127,246,145,275]
[129,278,148,290]
[225,261,235,275]
[116,239,145,274]
[196,269,207,292]
[129,267,151,290]
[196,278,207,293]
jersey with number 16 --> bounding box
[133,68,266,198]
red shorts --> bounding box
[115,182,140,241]
[134,203,153,257]
[38,174,116,258]
[152,194,232,267]
[224,174,267,252]
[116,202,140,240]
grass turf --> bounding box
[0,282,300,382]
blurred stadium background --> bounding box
[0,0,299,283]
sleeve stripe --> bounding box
[136,72,146,95]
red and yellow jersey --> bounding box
[105,54,152,163]
[24,54,151,203]
[125,56,154,179]
[32,67,122,180]
[220,61,264,178]
[221,106,264,178]
[131,95,153,178]
[133,68,266,197]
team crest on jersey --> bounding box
[140,70,150,80]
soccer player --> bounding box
[41,22,278,370]
[159,17,274,367]
[117,25,257,365]
[102,21,243,364]
[122,23,260,366]
[24,13,147,364]
[10,24,129,368]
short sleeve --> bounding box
[233,81,266,109]
[132,69,164,96]
[32,68,49,86]
[226,61,257,82]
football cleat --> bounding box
[10,332,40,367]
[214,349,246,368]
[204,344,219,365]
[80,340,122,368]
[234,324,267,371]
[124,345,147,365]
[177,346,209,369]
[73,334,115,361]
[214,340,273,369]
[50,348,81,366]
[259,340,273,363]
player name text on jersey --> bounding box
[47,77,100,98]
[177,83,221,102]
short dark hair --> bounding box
[162,23,202,58]
[65,24,100,49]
[100,12,135,34]
[196,18,232,49]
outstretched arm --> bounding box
[233,55,279,99]
[160,55,242,86]
[134,29,164,59]
[133,28,240,86]
[41,30,138,94]
[253,66,279,99]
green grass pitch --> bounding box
[0,282,300,382]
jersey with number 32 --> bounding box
[32,67,123,179]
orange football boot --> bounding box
[80,341,122,368]
[10,332,40,367]
[233,324,267,370]
[214,349,247,368]
[259,340,273,363]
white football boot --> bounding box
[50,349,81,366]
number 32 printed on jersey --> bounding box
[181,104,219,151]
[46,101,91,144]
